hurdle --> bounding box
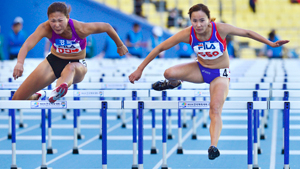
[0,100,120,169]
[269,100,300,169]
[124,100,268,169]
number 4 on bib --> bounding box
[222,69,228,77]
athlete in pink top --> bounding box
[129,3,288,160]
[12,2,128,102]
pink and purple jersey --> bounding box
[49,18,87,54]
[189,22,227,60]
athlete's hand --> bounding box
[128,68,143,84]
[117,45,128,56]
[13,62,24,80]
[271,40,289,47]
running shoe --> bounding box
[48,83,68,103]
[152,80,181,91]
[208,146,220,160]
[36,90,46,100]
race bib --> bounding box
[54,39,82,54]
[194,42,223,60]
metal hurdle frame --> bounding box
[269,100,300,169]
[0,100,121,169]
[124,100,268,169]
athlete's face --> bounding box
[48,12,69,34]
[190,10,210,34]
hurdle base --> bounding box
[132,164,138,169]
[99,134,102,139]
[281,148,284,154]
[283,165,290,169]
[264,124,268,128]
[8,134,12,139]
[167,134,174,140]
[117,114,121,119]
[77,134,85,140]
[19,123,25,128]
[258,147,262,154]
[72,148,79,154]
[62,114,67,119]
[40,165,48,169]
[191,134,197,140]
[260,135,266,140]
[121,123,126,128]
[252,164,260,169]
[161,164,168,169]
[202,123,207,128]
[177,147,183,154]
[183,123,188,128]
[10,164,18,169]
[47,148,58,154]
[83,109,86,112]
[150,148,158,154]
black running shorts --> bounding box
[46,53,87,78]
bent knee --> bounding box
[164,68,175,79]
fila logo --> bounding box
[197,42,217,50]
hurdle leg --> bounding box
[99,109,102,139]
[177,108,183,154]
[167,109,173,139]
[260,110,266,140]
[10,109,18,169]
[182,97,187,128]
[77,110,84,139]
[167,96,173,139]
[62,109,67,119]
[102,102,108,169]
[132,109,138,169]
[202,97,207,128]
[8,110,12,139]
[253,110,260,169]
[19,109,25,128]
[73,109,79,154]
[151,108,158,154]
[282,111,285,154]
[121,109,126,128]
[161,108,168,169]
[41,109,48,169]
[47,109,57,154]
[138,102,144,169]
[247,102,253,169]
[202,109,208,128]
[191,109,197,139]
[257,111,262,154]
[284,102,290,169]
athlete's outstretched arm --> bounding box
[128,27,190,83]
[217,23,289,47]
[82,22,128,56]
[13,23,48,80]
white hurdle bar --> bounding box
[124,100,268,169]
[0,100,120,169]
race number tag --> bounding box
[220,68,230,78]
[31,101,67,109]
[178,101,210,109]
[194,42,222,60]
[54,39,82,54]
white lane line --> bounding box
[36,117,132,169]
[270,110,278,169]
[0,116,61,142]
[152,117,204,169]
[196,136,247,140]
[79,150,152,155]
